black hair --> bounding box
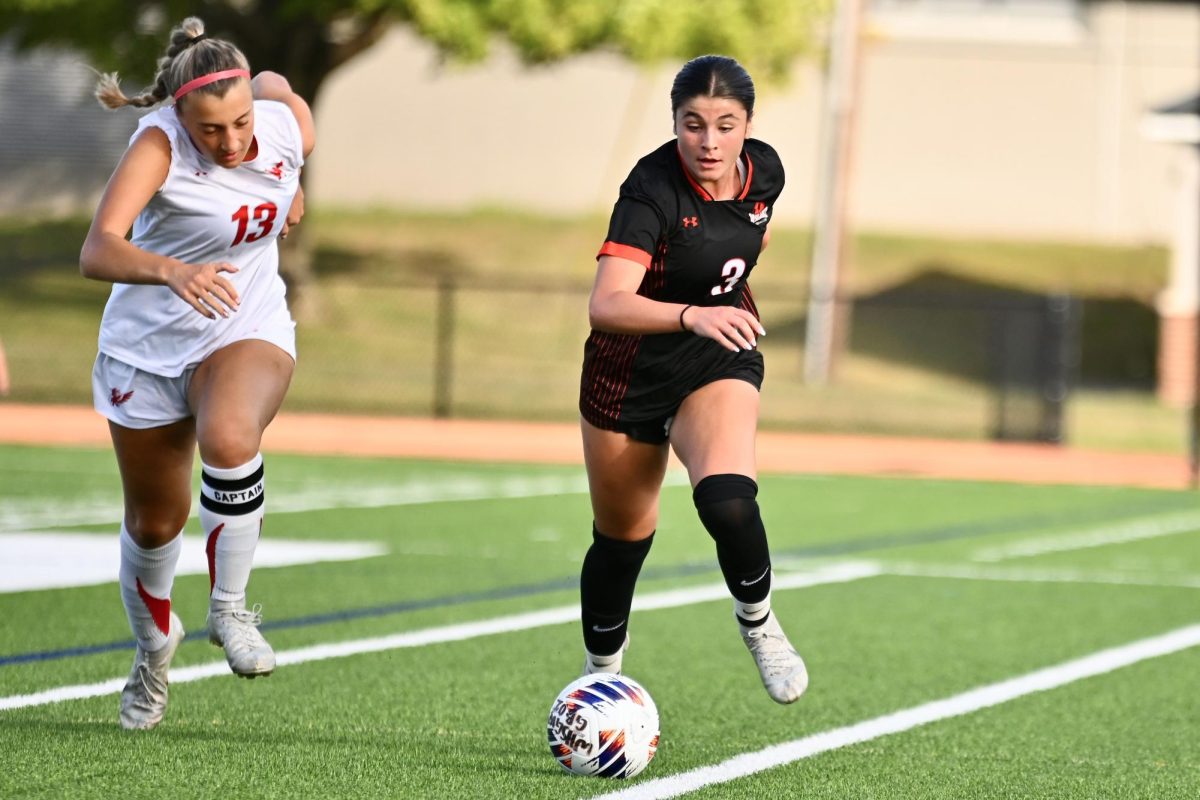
[670,55,755,118]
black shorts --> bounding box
[581,344,764,445]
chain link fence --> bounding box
[285,278,1083,443]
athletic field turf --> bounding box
[2,444,1197,798]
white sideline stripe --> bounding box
[588,624,1200,800]
[972,511,1200,562]
[1,471,694,533]
[881,561,1200,590]
[0,561,879,713]
[0,533,386,594]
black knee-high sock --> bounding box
[580,525,654,656]
[693,474,772,627]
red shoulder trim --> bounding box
[598,241,653,269]
[738,152,754,201]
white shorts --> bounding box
[92,318,297,429]
[92,353,197,429]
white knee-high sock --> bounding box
[200,453,264,607]
[119,525,182,651]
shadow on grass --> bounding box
[312,244,473,283]
[0,218,91,277]
[766,266,1157,388]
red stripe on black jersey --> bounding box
[738,283,760,320]
[581,243,670,425]
[582,331,642,425]
[598,241,653,268]
[641,240,669,297]
[737,153,755,201]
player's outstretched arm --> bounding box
[589,256,764,352]
[80,128,241,320]
[251,71,315,158]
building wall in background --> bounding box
[1,1,1196,243]
[309,0,1198,242]
[0,42,134,217]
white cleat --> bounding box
[582,634,630,677]
[740,613,808,704]
[119,612,184,730]
[207,602,275,678]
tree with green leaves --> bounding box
[1,0,828,106]
[2,0,830,303]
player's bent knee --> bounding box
[692,473,760,541]
[124,513,188,548]
[197,428,262,470]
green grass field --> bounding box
[2,444,1198,798]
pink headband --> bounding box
[173,68,250,100]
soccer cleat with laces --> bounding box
[119,611,184,730]
[740,613,808,704]
[207,602,275,678]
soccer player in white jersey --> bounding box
[81,16,315,730]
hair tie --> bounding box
[188,34,208,46]
[173,68,251,100]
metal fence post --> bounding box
[1038,294,1079,443]
[433,277,456,418]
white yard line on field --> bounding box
[0,471,693,533]
[0,533,387,594]
[880,561,1200,590]
[971,511,1200,562]
[587,624,1200,800]
[0,561,881,713]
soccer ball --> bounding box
[547,672,659,779]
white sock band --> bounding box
[200,453,265,605]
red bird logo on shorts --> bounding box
[269,161,285,180]
[109,388,134,406]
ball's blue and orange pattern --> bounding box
[547,673,660,779]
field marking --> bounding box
[880,561,1200,590]
[588,623,1200,800]
[0,471,688,533]
[0,561,880,713]
[972,511,1200,562]
[0,533,386,594]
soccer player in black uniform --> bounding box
[577,55,808,704]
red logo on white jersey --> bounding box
[109,388,134,406]
[269,161,285,180]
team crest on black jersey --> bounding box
[749,202,770,226]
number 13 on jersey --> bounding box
[230,202,278,247]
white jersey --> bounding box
[97,100,305,377]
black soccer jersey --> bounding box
[580,138,784,435]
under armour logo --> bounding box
[269,161,284,180]
[194,169,208,177]
[109,388,134,406]
[682,216,699,228]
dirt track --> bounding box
[0,403,1191,490]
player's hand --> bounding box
[167,261,240,319]
[281,184,304,239]
[682,305,765,352]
